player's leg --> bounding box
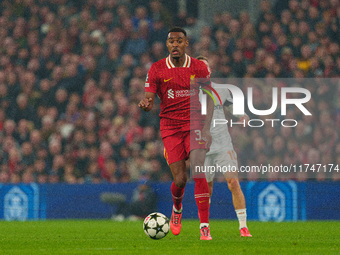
[168,160,187,235]
[163,134,187,235]
[204,153,215,202]
[170,159,187,213]
[217,148,252,237]
[188,129,212,240]
[190,148,212,240]
[207,181,213,200]
[226,177,245,210]
[226,177,252,237]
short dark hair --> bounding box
[167,27,187,37]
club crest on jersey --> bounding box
[190,74,196,85]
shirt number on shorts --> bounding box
[194,130,201,141]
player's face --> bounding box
[166,32,188,59]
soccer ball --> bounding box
[143,212,170,239]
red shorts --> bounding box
[162,129,206,165]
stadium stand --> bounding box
[0,0,339,184]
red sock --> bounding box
[193,174,210,223]
[171,182,185,211]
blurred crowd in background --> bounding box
[0,0,339,184]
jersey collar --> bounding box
[166,54,191,69]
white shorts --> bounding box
[204,150,238,183]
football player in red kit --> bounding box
[138,27,214,240]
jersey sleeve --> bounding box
[145,64,157,93]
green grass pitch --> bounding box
[0,220,339,255]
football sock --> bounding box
[173,205,183,213]
[236,208,247,229]
[171,181,185,211]
[193,175,210,224]
[200,223,209,229]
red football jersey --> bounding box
[145,54,210,131]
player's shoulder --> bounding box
[211,82,233,103]
[190,57,207,69]
[212,82,232,91]
[190,57,210,77]
[211,82,234,89]
[150,58,167,69]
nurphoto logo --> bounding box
[201,83,312,128]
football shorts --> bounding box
[162,129,206,165]
[204,150,239,182]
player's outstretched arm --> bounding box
[138,92,155,112]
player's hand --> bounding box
[138,98,152,111]
[239,114,249,123]
[201,127,212,152]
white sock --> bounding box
[200,223,209,229]
[173,205,183,213]
[235,209,247,229]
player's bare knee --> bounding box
[174,175,187,188]
[227,178,240,193]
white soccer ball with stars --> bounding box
[143,212,169,239]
